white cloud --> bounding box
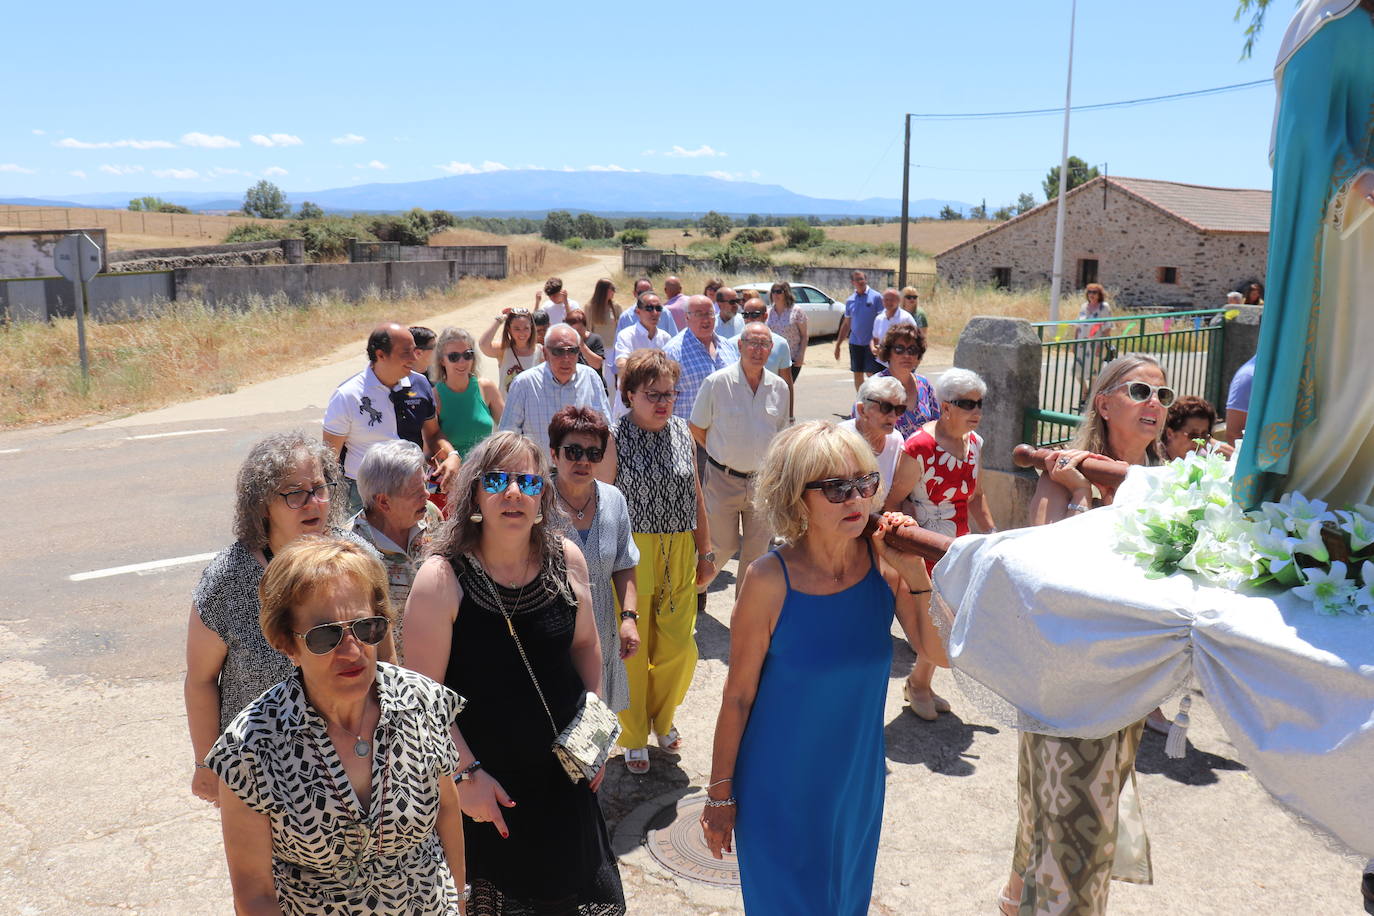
[263,166,289,177]
[585,164,633,172]
[250,133,303,148]
[181,132,240,149]
[436,160,509,175]
[0,163,36,174]
[56,137,176,150]
[706,170,735,181]
[663,145,725,159]
[69,170,88,179]
[153,168,200,179]
[32,129,45,136]
[355,160,387,170]
[210,166,252,177]
[99,164,145,175]
[706,170,761,182]
[331,133,366,145]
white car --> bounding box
[736,282,845,339]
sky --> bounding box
[2,1,1294,209]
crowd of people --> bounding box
[185,268,1249,914]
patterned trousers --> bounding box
[1012,722,1153,915]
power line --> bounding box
[906,78,1273,121]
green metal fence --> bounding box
[1023,308,1229,448]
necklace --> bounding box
[327,695,374,758]
[557,483,596,520]
[480,548,534,588]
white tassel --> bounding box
[1164,694,1192,758]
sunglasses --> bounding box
[889,344,921,356]
[292,616,389,655]
[508,308,531,316]
[277,482,336,510]
[1106,381,1176,407]
[640,304,664,312]
[481,470,545,496]
[638,389,680,404]
[949,398,983,411]
[559,443,605,463]
[804,472,881,504]
[864,398,904,415]
[444,349,476,363]
[904,295,919,301]
[717,296,744,305]
[547,345,579,358]
[741,310,766,320]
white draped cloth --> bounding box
[931,467,1374,856]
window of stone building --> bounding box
[1077,258,1099,287]
[993,267,1011,290]
[1157,266,1179,285]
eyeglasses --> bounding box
[889,344,921,356]
[804,472,881,503]
[639,304,664,313]
[292,616,389,655]
[559,443,605,463]
[444,349,476,363]
[741,310,766,320]
[740,338,771,349]
[688,311,715,320]
[547,345,579,358]
[638,389,680,404]
[864,398,904,415]
[904,295,919,301]
[1106,381,1176,407]
[948,398,983,411]
[717,296,744,305]
[770,289,787,295]
[277,482,336,509]
[481,470,545,496]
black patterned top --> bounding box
[611,415,698,534]
[207,663,465,914]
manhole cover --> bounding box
[645,793,741,887]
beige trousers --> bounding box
[702,462,773,594]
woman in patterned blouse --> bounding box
[874,324,941,440]
[611,349,713,775]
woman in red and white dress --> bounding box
[902,368,996,719]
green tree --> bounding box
[783,218,824,247]
[992,205,1015,221]
[1234,0,1275,58]
[243,180,289,219]
[429,209,456,230]
[969,202,988,220]
[1016,192,1037,214]
[128,195,189,213]
[541,210,575,243]
[618,228,649,246]
[574,212,613,240]
[1042,157,1100,201]
[623,217,650,230]
[938,205,964,221]
[296,201,325,220]
[700,210,733,239]
[745,213,763,227]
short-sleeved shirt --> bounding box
[873,369,942,439]
[716,313,744,340]
[612,415,698,533]
[347,504,444,661]
[844,287,885,345]
[542,298,576,326]
[766,306,808,365]
[617,307,678,337]
[871,308,918,365]
[662,294,690,331]
[741,326,791,376]
[207,663,464,914]
[323,367,436,480]
[1227,355,1256,413]
[499,363,610,451]
[689,363,789,474]
[663,331,738,420]
[613,321,671,367]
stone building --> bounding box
[935,176,1270,309]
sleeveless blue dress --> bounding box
[734,546,895,915]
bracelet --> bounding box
[459,883,471,902]
[909,588,932,596]
[706,777,733,790]
[620,610,639,621]
[194,762,213,770]
[1066,502,1089,514]
[703,796,737,808]
[455,760,483,782]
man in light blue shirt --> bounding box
[833,270,884,390]
[715,288,744,339]
[501,324,612,465]
[616,278,678,336]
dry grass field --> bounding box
[0,204,293,251]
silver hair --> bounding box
[935,368,987,403]
[545,322,578,343]
[233,430,346,551]
[357,439,426,509]
[856,375,905,405]
[1226,291,1244,303]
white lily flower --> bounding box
[1335,509,1374,553]
[1292,562,1356,615]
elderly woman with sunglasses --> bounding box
[837,375,921,510]
[701,422,944,915]
[432,327,503,461]
[185,431,387,806]
[548,406,640,712]
[998,354,1173,916]
[873,324,940,439]
[208,536,467,914]
[612,348,713,774]
[404,432,627,915]
[900,368,995,720]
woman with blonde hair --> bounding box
[999,353,1173,915]
[1073,282,1114,405]
[900,286,928,329]
[701,421,943,915]
[432,327,503,461]
[478,309,543,393]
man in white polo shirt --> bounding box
[613,292,672,415]
[689,321,788,599]
[322,322,462,513]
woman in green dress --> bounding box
[432,327,504,461]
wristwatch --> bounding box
[620,610,639,621]
[700,551,717,565]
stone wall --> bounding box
[937,185,1268,309]
[106,239,304,272]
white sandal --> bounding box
[657,727,683,752]
[624,747,650,774]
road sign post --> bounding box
[53,232,102,390]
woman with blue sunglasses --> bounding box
[404,431,626,915]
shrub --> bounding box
[243,180,290,219]
[294,217,375,259]
[734,226,775,244]
[564,237,586,250]
[716,239,770,272]
[783,219,825,248]
[618,228,649,246]
[224,223,284,244]
[296,201,325,220]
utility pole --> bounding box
[1048,0,1078,323]
[898,113,911,289]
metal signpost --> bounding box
[53,232,101,388]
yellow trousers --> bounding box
[618,530,698,748]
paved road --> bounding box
[0,285,1362,913]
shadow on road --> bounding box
[884,711,1000,776]
[697,602,733,663]
[1135,727,1247,786]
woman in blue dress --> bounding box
[701,421,945,915]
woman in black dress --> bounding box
[405,430,626,915]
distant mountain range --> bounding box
[5,170,970,219]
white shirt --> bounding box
[322,367,435,479]
[689,362,788,473]
[871,308,917,366]
[838,418,904,503]
[614,321,671,367]
[543,298,577,326]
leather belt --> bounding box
[706,454,750,479]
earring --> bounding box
[534,513,544,524]
[469,512,483,523]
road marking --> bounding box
[69,552,217,582]
[0,448,20,455]
[126,428,227,441]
